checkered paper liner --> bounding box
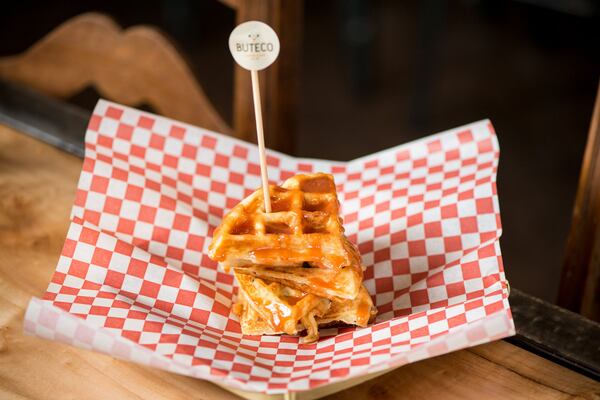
[25,100,514,394]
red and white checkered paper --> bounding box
[25,100,514,394]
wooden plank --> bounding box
[1,125,598,399]
[509,288,600,379]
[559,84,600,321]
[233,0,302,154]
[0,79,90,158]
[328,341,600,400]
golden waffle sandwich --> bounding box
[233,264,362,300]
[209,174,361,270]
[208,173,377,342]
[234,272,332,343]
[234,279,376,342]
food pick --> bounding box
[229,21,280,212]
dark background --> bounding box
[1,0,598,302]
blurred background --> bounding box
[1,0,598,303]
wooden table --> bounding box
[1,124,599,399]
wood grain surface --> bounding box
[1,125,599,399]
[233,0,302,154]
[0,13,231,135]
[0,7,302,154]
[559,84,600,321]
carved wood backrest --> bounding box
[0,13,231,135]
[559,83,600,321]
[0,2,302,152]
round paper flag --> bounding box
[228,21,280,71]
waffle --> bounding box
[233,264,362,300]
[235,284,377,337]
[209,173,361,270]
[235,272,331,338]
[209,172,378,343]
[313,286,377,328]
[233,293,280,335]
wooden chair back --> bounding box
[0,2,302,153]
[559,83,600,321]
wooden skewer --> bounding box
[229,21,279,213]
[251,69,272,213]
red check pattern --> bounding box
[25,100,514,394]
